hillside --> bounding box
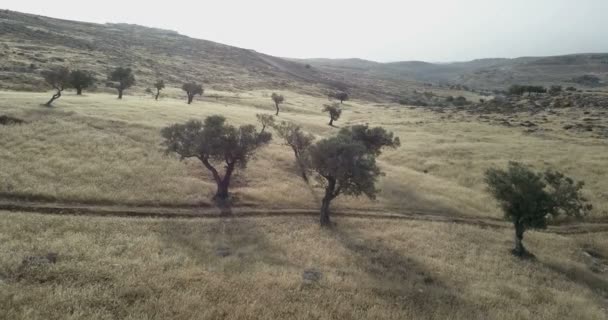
[302,54,608,90]
[3,9,607,101]
[0,10,338,94]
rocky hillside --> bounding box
[0,10,337,94]
[1,9,607,99]
[302,54,608,91]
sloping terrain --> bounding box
[0,10,334,94]
[302,54,608,90]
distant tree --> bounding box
[508,85,546,96]
[334,92,349,103]
[565,86,577,92]
[485,162,592,257]
[69,69,95,95]
[182,82,203,104]
[107,67,135,99]
[548,85,562,95]
[308,125,400,226]
[42,66,70,107]
[154,80,165,101]
[271,93,285,115]
[571,75,601,86]
[274,120,315,182]
[256,114,275,133]
[453,96,469,106]
[161,116,271,200]
[323,103,342,126]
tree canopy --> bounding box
[323,104,342,126]
[485,162,591,256]
[308,125,399,226]
[42,66,71,106]
[182,82,204,104]
[107,67,135,99]
[161,115,272,200]
[271,93,285,115]
[69,69,95,95]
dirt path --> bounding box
[1,200,607,235]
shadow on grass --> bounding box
[332,225,489,319]
[542,260,608,299]
[159,215,294,273]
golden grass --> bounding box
[1,90,607,217]
[0,211,605,319]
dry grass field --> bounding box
[1,90,607,218]
[1,89,608,319]
[0,211,606,320]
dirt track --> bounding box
[1,200,607,235]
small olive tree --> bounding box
[308,125,400,226]
[256,114,275,133]
[107,67,135,99]
[182,82,203,104]
[42,66,71,107]
[154,80,165,100]
[161,115,271,200]
[485,162,592,257]
[271,93,285,116]
[334,92,349,103]
[273,120,315,182]
[323,103,342,126]
[69,69,95,95]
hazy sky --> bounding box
[4,0,608,62]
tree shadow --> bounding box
[331,226,490,319]
[541,259,608,299]
[159,215,294,273]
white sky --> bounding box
[3,0,608,62]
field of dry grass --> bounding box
[1,89,608,319]
[1,90,607,218]
[0,211,606,320]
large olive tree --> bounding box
[69,69,96,95]
[107,67,135,99]
[485,162,592,257]
[161,115,271,200]
[308,125,400,226]
[323,103,342,126]
[271,93,285,116]
[182,82,203,104]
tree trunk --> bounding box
[275,102,279,116]
[45,89,62,107]
[214,162,235,200]
[76,87,83,95]
[187,94,193,104]
[329,118,334,126]
[512,222,527,256]
[320,196,331,226]
[118,89,123,99]
[155,89,160,101]
[319,177,336,227]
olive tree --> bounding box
[323,103,342,126]
[273,120,315,182]
[107,67,135,99]
[256,114,275,133]
[161,115,271,200]
[333,92,349,103]
[308,125,400,226]
[182,82,203,104]
[42,66,71,107]
[271,93,285,116]
[69,69,95,95]
[154,80,165,100]
[485,162,592,257]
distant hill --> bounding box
[1,9,607,100]
[300,54,608,90]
